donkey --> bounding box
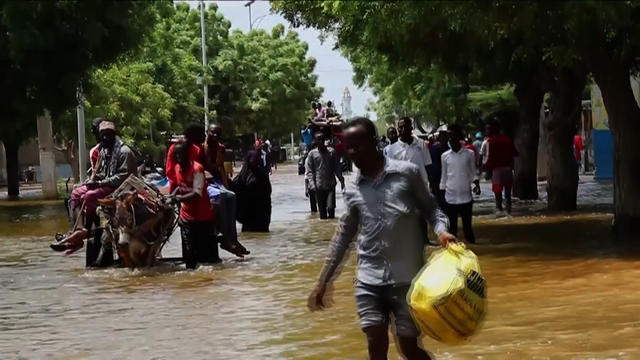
[98,191,176,267]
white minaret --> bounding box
[341,86,352,120]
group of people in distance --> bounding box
[51,118,277,269]
[381,117,480,243]
[381,118,517,244]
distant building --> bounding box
[341,86,352,120]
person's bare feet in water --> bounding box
[50,228,88,254]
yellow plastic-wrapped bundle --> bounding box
[408,242,487,344]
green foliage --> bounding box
[0,0,166,195]
[273,1,549,127]
[211,27,322,138]
[0,0,166,149]
[1,0,169,116]
[52,1,320,159]
[85,62,175,159]
[467,86,517,119]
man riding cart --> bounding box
[50,120,137,260]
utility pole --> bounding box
[290,132,294,160]
[76,85,87,183]
[246,0,256,141]
[200,0,209,128]
[245,1,255,30]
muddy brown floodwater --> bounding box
[1,166,639,359]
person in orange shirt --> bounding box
[165,123,206,193]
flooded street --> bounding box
[1,165,639,359]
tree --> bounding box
[148,3,230,126]
[274,1,548,201]
[549,2,640,236]
[50,1,321,177]
[87,62,175,158]
[274,1,584,206]
[211,25,322,139]
[0,0,167,197]
[51,2,224,179]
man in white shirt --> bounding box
[440,124,480,243]
[384,117,432,185]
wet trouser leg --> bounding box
[217,187,238,246]
[197,221,220,264]
[315,190,329,219]
[308,189,317,212]
[327,188,336,219]
[446,202,475,243]
[445,201,459,237]
[180,220,221,268]
[459,201,475,243]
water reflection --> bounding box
[0,168,639,359]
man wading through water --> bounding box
[305,132,345,219]
[308,117,456,360]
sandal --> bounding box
[50,240,84,254]
[50,228,88,252]
[235,242,250,255]
[220,241,246,258]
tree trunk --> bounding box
[591,65,640,239]
[544,67,585,211]
[513,81,544,200]
[4,140,20,199]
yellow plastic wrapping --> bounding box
[408,242,487,344]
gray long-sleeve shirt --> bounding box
[94,143,137,188]
[318,158,449,287]
[305,147,344,191]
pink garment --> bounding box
[71,184,114,218]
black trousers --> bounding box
[179,219,221,269]
[309,189,317,212]
[445,201,475,243]
[315,188,336,219]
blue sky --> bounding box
[183,1,376,119]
